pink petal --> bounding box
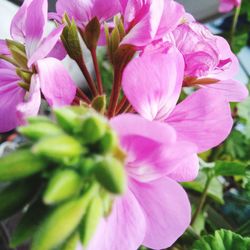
[37,58,76,107]
[130,177,191,249]
[46,40,67,61]
[86,190,146,250]
[199,79,248,102]
[110,113,176,144]
[122,47,184,120]
[121,0,164,47]
[0,69,20,86]
[0,85,25,132]
[16,75,41,125]
[123,135,197,182]
[28,24,65,67]
[155,0,185,39]
[218,0,240,13]
[56,0,121,26]
[10,0,33,42]
[167,154,199,182]
[167,88,233,153]
[0,40,10,55]
[25,0,48,58]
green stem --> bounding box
[230,4,241,46]
[191,176,212,226]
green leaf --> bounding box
[192,229,250,250]
[231,32,248,54]
[214,161,247,176]
[183,171,224,204]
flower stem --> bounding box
[115,96,127,114]
[108,67,123,118]
[76,88,91,104]
[76,57,98,97]
[230,4,241,46]
[91,49,103,95]
[191,176,212,226]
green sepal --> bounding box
[6,39,28,69]
[0,149,46,182]
[43,169,82,205]
[91,95,106,114]
[93,156,126,194]
[80,196,103,247]
[95,129,118,154]
[0,179,41,221]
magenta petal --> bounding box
[110,113,176,144]
[167,154,199,182]
[37,58,76,107]
[199,80,249,102]
[16,75,41,125]
[25,0,48,58]
[167,89,233,153]
[122,47,184,120]
[87,190,146,250]
[0,40,11,55]
[0,86,25,132]
[28,25,65,67]
[46,40,67,61]
[10,0,33,42]
[130,177,191,249]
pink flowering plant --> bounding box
[0,0,249,250]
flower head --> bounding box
[219,0,241,13]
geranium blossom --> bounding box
[0,0,76,132]
[219,0,241,13]
[78,113,197,250]
[166,21,248,102]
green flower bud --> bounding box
[59,232,79,250]
[80,196,103,247]
[54,106,87,134]
[0,179,41,220]
[0,149,46,182]
[95,129,118,154]
[32,134,84,163]
[91,95,106,114]
[81,114,107,144]
[28,116,52,124]
[79,157,96,176]
[18,122,63,141]
[93,156,126,194]
[31,184,97,250]
[43,169,82,205]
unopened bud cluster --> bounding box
[0,106,126,250]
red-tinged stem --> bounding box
[115,95,127,114]
[76,57,98,97]
[108,67,123,118]
[76,88,91,104]
[91,49,103,95]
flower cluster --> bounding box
[0,0,248,250]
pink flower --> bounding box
[122,46,234,156]
[80,113,197,250]
[219,0,241,13]
[168,21,248,102]
[0,0,76,132]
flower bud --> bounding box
[80,196,103,247]
[18,122,63,141]
[0,149,45,182]
[81,114,107,144]
[32,135,84,163]
[96,129,118,154]
[93,156,126,194]
[31,184,97,250]
[54,106,87,134]
[91,95,106,114]
[43,169,82,205]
